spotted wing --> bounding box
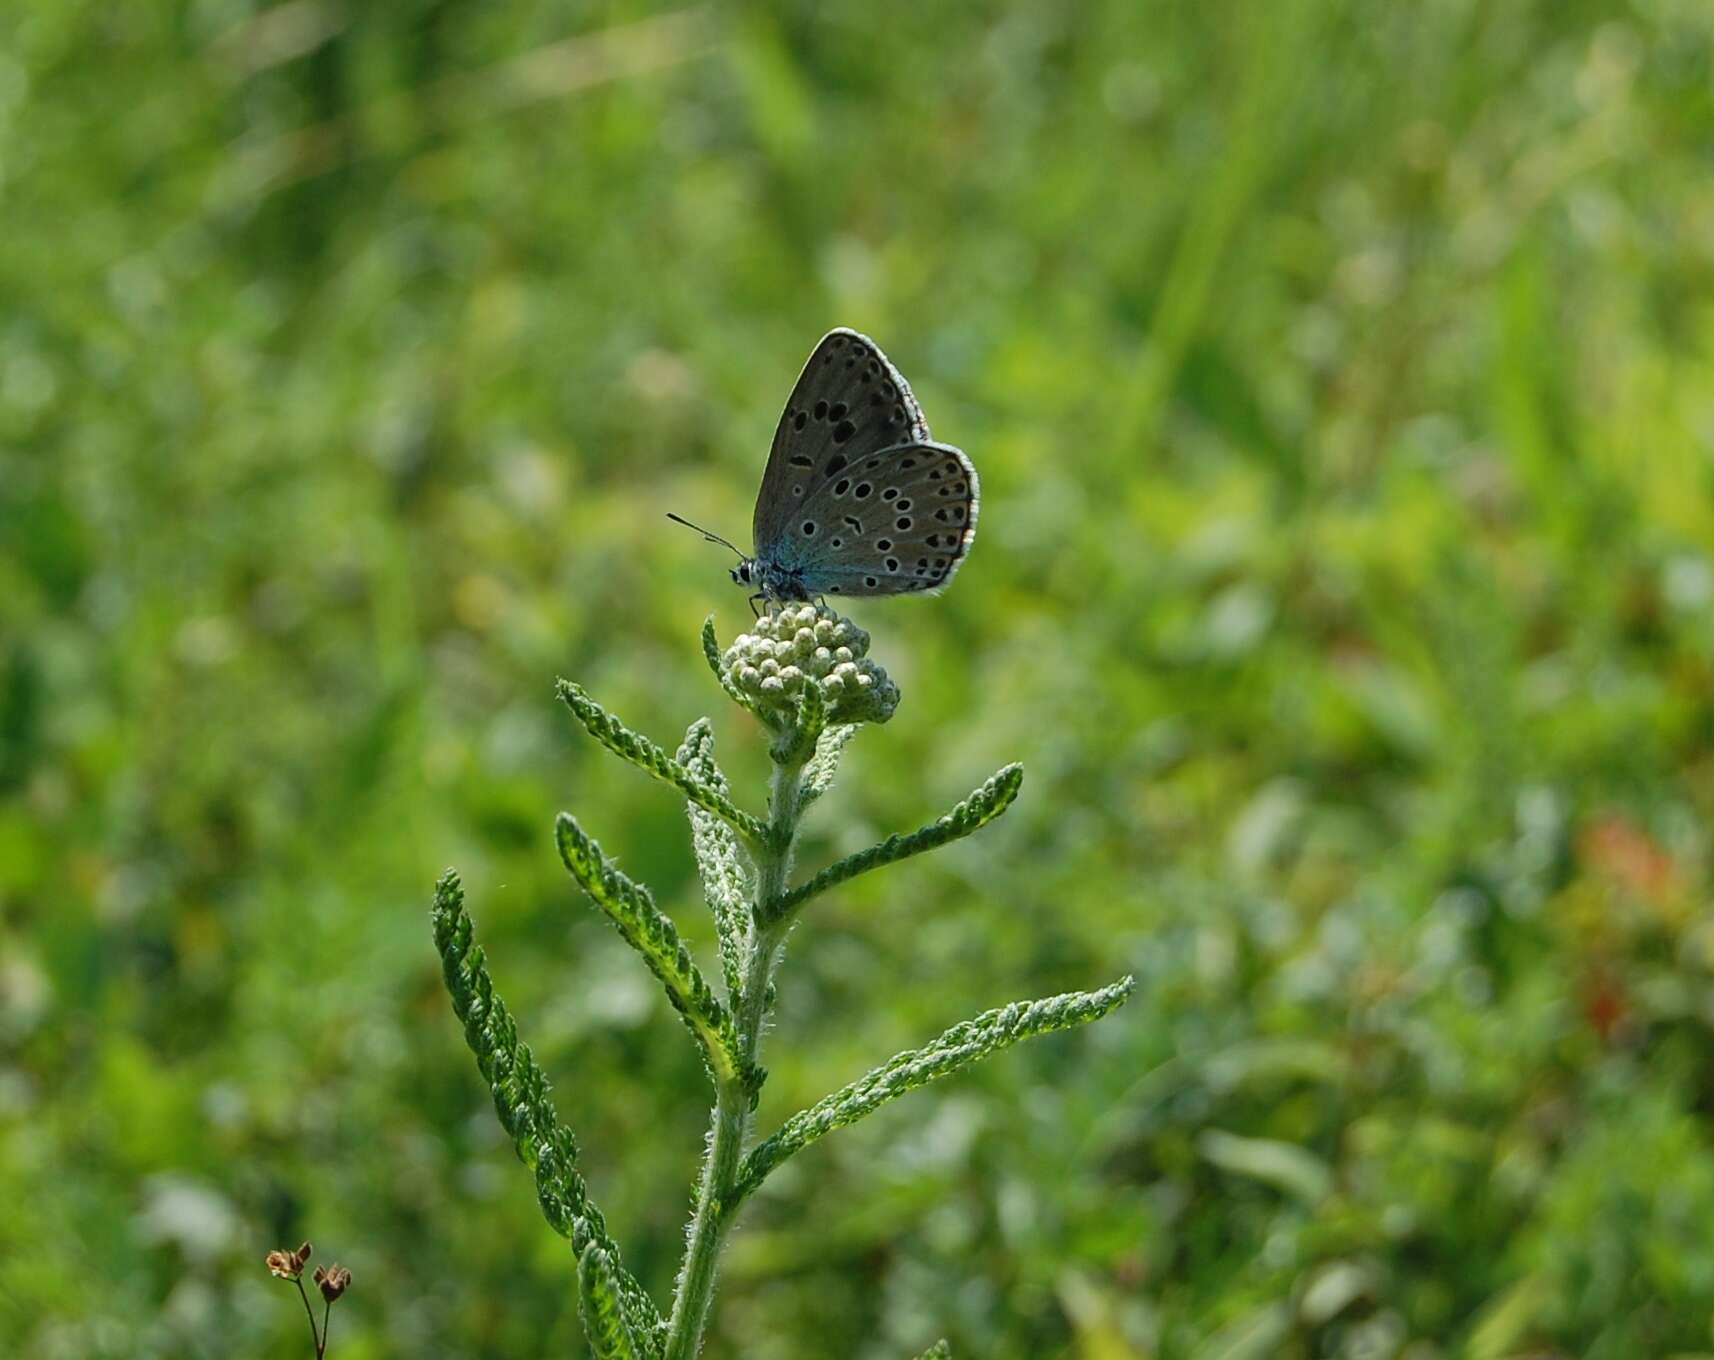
[752,329,931,561]
[786,441,979,597]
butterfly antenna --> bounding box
[666,512,743,558]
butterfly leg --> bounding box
[748,593,765,618]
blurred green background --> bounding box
[5,2,1714,1356]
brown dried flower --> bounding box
[265,1241,313,1280]
[314,1264,352,1302]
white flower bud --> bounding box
[719,600,898,725]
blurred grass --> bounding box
[4,2,1714,1357]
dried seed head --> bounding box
[265,1242,313,1281]
[314,1264,352,1302]
[722,602,899,725]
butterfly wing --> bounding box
[783,440,979,597]
[753,329,931,561]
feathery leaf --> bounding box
[677,719,750,1004]
[431,870,662,1345]
[579,1246,645,1360]
[770,672,827,766]
[912,1343,952,1359]
[761,763,1024,924]
[557,679,768,846]
[702,615,769,722]
[555,815,750,1090]
[799,722,859,813]
[733,976,1136,1202]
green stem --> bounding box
[293,1277,323,1358]
[663,756,804,1360]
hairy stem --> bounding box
[664,757,804,1359]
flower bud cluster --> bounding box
[722,603,899,726]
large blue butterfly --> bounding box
[674,330,979,607]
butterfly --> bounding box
[671,329,979,610]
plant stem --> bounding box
[663,756,804,1360]
[293,1277,323,1358]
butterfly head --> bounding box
[731,559,758,588]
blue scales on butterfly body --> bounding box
[726,329,979,605]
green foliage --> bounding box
[764,764,1024,923]
[734,976,1135,1204]
[431,871,662,1346]
[578,1247,646,1360]
[701,618,759,722]
[556,680,768,847]
[431,870,592,1239]
[463,606,1123,1355]
[911,1345,951,1360]
[675,720,749,1005]
[554,815,749,1092]
[798,722,860,813]
[10,2,1714,1356]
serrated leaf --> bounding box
[761,763,1024,924]
[733,975,1135,1201]
[677,719,750,1004]
[556,815,749,1089]
[557,679,768,846]
[580,1245,645,1360]
[702,615,768,721]
[431,870,662,1344]
[798,722,859,813]
[769,674,827,765]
